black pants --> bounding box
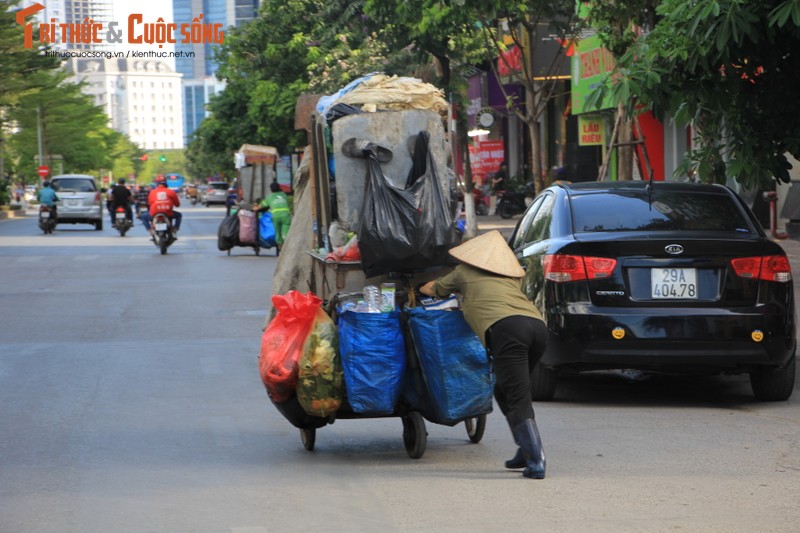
[487,315,548,428]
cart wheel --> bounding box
[300,427,316,451]
[402,411,427,459]
[464,414,487,443]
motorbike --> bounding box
[113,206,133,237]
[496,182,536,219]
[38,205,56,234]
[151,212,176,255]
[473,187,490,216]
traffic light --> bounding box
[139,154,148,161]
[159,154,167,162]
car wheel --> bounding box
[750,353,795,401]
[95,220,103,231]
[530,362,557,401]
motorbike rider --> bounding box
[109,178,133,226]
[141,176,182,238]
[36,181,59,217]
[134,184,150,217]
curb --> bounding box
[0,208,25,220]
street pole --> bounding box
[37,106,44,177]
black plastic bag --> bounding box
[357,131,459,277]
[217,213,240,251]
[325,103,362,126]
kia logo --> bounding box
[665,244,684,255]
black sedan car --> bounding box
[509,180,796,402]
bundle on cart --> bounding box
[404,306,494,425]
[337,307,406,415]
[357,131,459,278]
[258,290,344,428]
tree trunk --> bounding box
[617,104,633,181]
[457,112,478,239]
[528,118,543,194]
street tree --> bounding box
[0,0,60,191]
[9,71,112,177]
[188,0,415,180]
[305,0,416,94]
[464,0,584,193]
[582,0,660,181]
[588,0,800,188]
[188,0,322,179]
[362,0,491,237]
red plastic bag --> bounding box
[258,291,323,402]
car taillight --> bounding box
[731,255,792,282]
[94,192,101,203]
[543,254,617,282]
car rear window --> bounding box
[209,183,229,190]
[570,190,753,233]
[52,178,96,192]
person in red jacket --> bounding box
[140,176,182,237]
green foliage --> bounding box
[109,133,142,181]
[8,71,117,177]
[0,1,60,108]
[187,0,320,178]
[587,0,800,188]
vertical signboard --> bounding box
[571,33,616,114]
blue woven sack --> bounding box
[406,307,493,425]
[259,211,276,248]
[337,310,406,415]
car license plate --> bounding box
[67,200,79,207]
[651,268,697,299]
[155,223,168,231]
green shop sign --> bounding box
[571,33,616,114]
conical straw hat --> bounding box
[448,230,525,278]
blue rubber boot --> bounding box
[511,419,546,479]
[505,448,525,469]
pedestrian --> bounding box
[253,181,292,254]
[490,161,508,215]
[419,230,548,479]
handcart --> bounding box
[262,84,480,459]
[297,398,487,459]
[217,206,278,256]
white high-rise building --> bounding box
[64,57,185,150]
